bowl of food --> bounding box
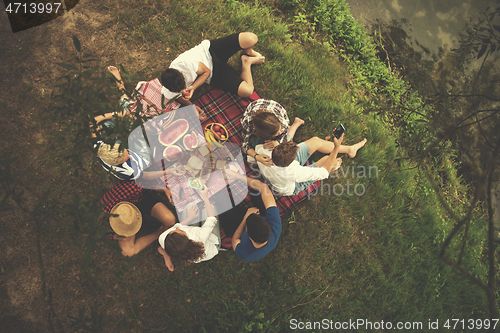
[204,123,228,142]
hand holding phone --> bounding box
[333,123,345,139]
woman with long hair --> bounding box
[157,186,219,271]
[241,99,304,166]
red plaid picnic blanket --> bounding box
[194,89,320,217]
[129,79,181,117]
[136,103,249,223]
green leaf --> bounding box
[72,35,81,52]
[493,25,500,33]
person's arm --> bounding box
[247,148,274,167]
[232,207,259,250]
[141,166,185,181]
[118,225,167,257]
[180,205,199,225]
[196,185,215,217]
[90,109,131,136]
[225,170,276,209]
[175,95,192,106]
[174,62,211,104]
[263,140,279,150]
[94,108,130,124]
[321,134,343,173]
[189,62,211,95]
[152,187,178,205]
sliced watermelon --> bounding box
[190,131,198,146]
[158,119,189,146]
[183,134,193,151]
[183,131,199,150]
[163,145,183,162]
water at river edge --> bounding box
[345,0,500,231]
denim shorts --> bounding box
[292,142,318,195]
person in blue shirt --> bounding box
[225,170,281,262]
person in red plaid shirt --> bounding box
[102,180,176,257]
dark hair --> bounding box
[163,232,205,264]
[252,111,281,141]
[272,141,299,167]
[160,68,185,93]
[246,213,271,244]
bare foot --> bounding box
[242,54,265,66]
[334,157,342,171]
[293,117,304,127]
[348,138,367,158]
[157,246,174,271]
[244,49,264,59]
[107,66,125,90]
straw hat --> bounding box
[109,202,142,237]
[98,142,126,166]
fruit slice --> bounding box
[188,177,203,189]
[183,134,193,151]
[183,131,198,150]
[158,119,189,146]
[163,145,183,162]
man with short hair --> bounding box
[254,134,367,196]
[159,32,265,104]
[102,180,176,257]
[225,170,281,262]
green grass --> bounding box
[1,0,495,331]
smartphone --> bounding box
[333,123,345,139]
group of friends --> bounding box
[93,32,367,271]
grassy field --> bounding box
[0,0,495,332]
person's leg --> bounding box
[118,226,166,257]
[210,32,264,98]
[151,202,176,228]
[315,155,342,170]
[239,32,261,57]
[210,32,261,62]
[238,54,265,97]
[237,32,264,97]
[286,117,305,140]
[294,142,313,165]
[107,66,127,99]
[305,136,368,158]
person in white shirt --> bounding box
[157,185,220,271]
[159,32,265,107]
[254,134,367,196]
